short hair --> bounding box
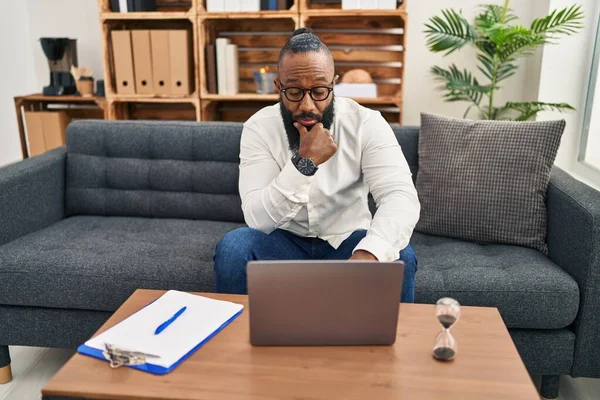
[277,28,333,68]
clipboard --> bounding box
[77,290,244,375]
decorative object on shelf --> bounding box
[334,68,377,98]
[425,0,584,120]
[433,297,460,361]
[254,66,276,94]
[71,66,95,97]
[40,37,78,96]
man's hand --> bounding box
[350,250,378,261]
[294,122,337,166]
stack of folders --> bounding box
[205,38,239,95]
[111,30,192,96]
[78,290,244,374]
[207,0,293,12]
[341,0,399,9]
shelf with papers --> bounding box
[299,0,406,13]
[100,11,195,21]
[198,0,299,14]
[98,0,198,15]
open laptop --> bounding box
[247,260,405,346]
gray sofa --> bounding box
[1,119,599,399]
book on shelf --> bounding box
[207,0,261,11]
[226,44,239,95]
[111,0,157,12]
[205,45,217,94]
[215,38,230,95]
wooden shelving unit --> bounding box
[98,0,407,123]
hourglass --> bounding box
[433,297,461,361]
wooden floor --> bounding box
[0,346,599,400]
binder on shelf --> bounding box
[207,0,225,12]
[205,44,217,94]
[117,0,135,12]
[241,0,260,11]
[110,0,120,12]
[78,290,244,375]
[225,44,239,95]
[377,0,397,9]
[134,0,157,11]
[277,0,288,10]
[224,0,241,11]
[151,30,172,95]
[216,38,231,95]
[111,30,136,95]
[260,0,268,10]
[268,0,277,10]
[131,30,154,94]
[341,0,361,9]
[169,30,191,95]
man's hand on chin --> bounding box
[350,250,378,261]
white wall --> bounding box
[0,1,36,166]
[537,0,600,189]
[0,0,101,166]
[403,0,544,125]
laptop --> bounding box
[247,260,405,346]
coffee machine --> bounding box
[40,38,78,96]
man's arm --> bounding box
[239,123,314,233]
[352,114,421,261]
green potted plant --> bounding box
[424,0,584,120]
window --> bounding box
[580,10,600,171]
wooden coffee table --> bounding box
[42,289,540,400]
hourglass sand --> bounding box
[433,297,461,361]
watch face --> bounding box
[297,157,315,175]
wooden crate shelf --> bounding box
[98,0,407,123]
[108,98,201,121]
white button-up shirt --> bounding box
[239,97,420,262]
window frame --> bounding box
[579,7,600,175]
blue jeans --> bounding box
[213,227,417,303]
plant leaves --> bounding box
[424,9,476,55]
[430,64,491,106]
[500,101,576,121]
[531,4,584,37]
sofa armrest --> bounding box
[547,166,600,377]
[0,147,66,246]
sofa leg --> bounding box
[540,375,560,399]
[0,345,11,384]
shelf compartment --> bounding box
[201,99,278,122]
[108,98,201,121]
[200,16,298,98]
[98,0,197,15]
[299,0,406,12]
[101,19,198,98]
[303,14,406,99]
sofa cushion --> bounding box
[415,113,565,254]
[412,232,579,329]
[0,216,243,312]
[65,120,245,223]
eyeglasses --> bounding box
[280,78,336,102]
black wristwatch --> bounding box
[292,153,318,176]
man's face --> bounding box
[275,51,338,151]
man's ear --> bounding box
[333,74,339,86]
[274,78,281,92]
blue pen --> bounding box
[154,306,187,335]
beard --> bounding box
[280,96,335,152]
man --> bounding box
[213,28,421,302]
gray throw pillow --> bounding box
[415,112,565,254]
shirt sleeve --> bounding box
[353,112,421,262]
[239,122,314,234]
